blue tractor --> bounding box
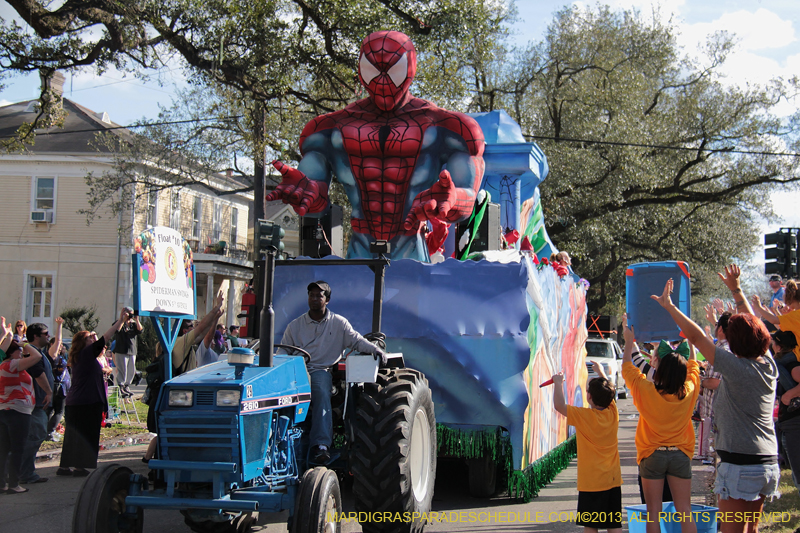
[71,254,437,533]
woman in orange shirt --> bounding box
[622,311,700,533]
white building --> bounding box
[0,74,255,334]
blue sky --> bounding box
[2,1,798,123]
[2,0,798,232]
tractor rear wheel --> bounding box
[351,368,436,533]
[71,463,144,533]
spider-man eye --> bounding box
[387,53,408,87]
[359,53,380,84]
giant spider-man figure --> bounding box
[267,30,485,261]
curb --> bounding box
[35,432,154,464]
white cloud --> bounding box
[675,8,797,85]
[685,9,794,52]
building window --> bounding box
[145,188,158,227]
[192,196,202,239]
[169,191,181,231]
[230,207,238,244]
[34,177,55,210]
[212,202,222,242]
[28,274,53,323]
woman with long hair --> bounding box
[654,265,780,533]
[0,318,42,493]
[622,314,700,533]
[12,320,26,344]
[56,307,130,476]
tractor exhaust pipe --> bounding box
[259,249,276,367]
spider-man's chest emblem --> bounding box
[339,118,426,160]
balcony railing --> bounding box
[184,225,249,261]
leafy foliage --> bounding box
[489,6,800,311]
[59,305,100,336]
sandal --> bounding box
[7,486,29,494]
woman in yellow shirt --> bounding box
[622,312,700,533]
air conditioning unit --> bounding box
[30,210,53,223]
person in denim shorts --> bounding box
[621,312,701,533]
[654,264,780,533]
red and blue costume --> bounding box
[268,31,485,261]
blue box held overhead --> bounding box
[625,261,691,342]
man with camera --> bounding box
[112,308,143,398]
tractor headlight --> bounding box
[216,389,241,407]
[168,390,193,407]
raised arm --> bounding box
[0,317,12,353]
[591,360,609,380]
[15,347,42,371]
[552,372,568,417]
[101,307,131,345]
[202,306,224,349]
[751,295,780,325]
[622,314,636,364]
[651,279,717,365]
[48,316,63,358]
[718,264,754,316]
[191,291,225,344]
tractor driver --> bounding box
[277,281,385,463]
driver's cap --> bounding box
[307,280,331,300]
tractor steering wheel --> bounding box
[274,344,311,364]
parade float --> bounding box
[267,30,588,501]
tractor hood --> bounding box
[166,354,311,398]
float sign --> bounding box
[133,226,196,317]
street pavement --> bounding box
[0,396,716,533]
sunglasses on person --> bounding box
[40,331,50,338]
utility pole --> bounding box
[251,101,267,339]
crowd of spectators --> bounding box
[0,297,242,491]
[555,264,797,533]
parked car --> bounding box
[585,337,627,399]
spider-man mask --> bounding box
[358,31,417,112]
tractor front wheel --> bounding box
[351,368,436,533]
[291,467,341,533]
[71,463,144,533]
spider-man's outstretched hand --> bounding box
[266,160,329,216]
[403,170,473,230]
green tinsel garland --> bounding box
[436,424,576,503]
[507,436,577,502]
[436,425,510,461]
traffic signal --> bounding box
[255,219,285,255]
[765,232,797,278]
